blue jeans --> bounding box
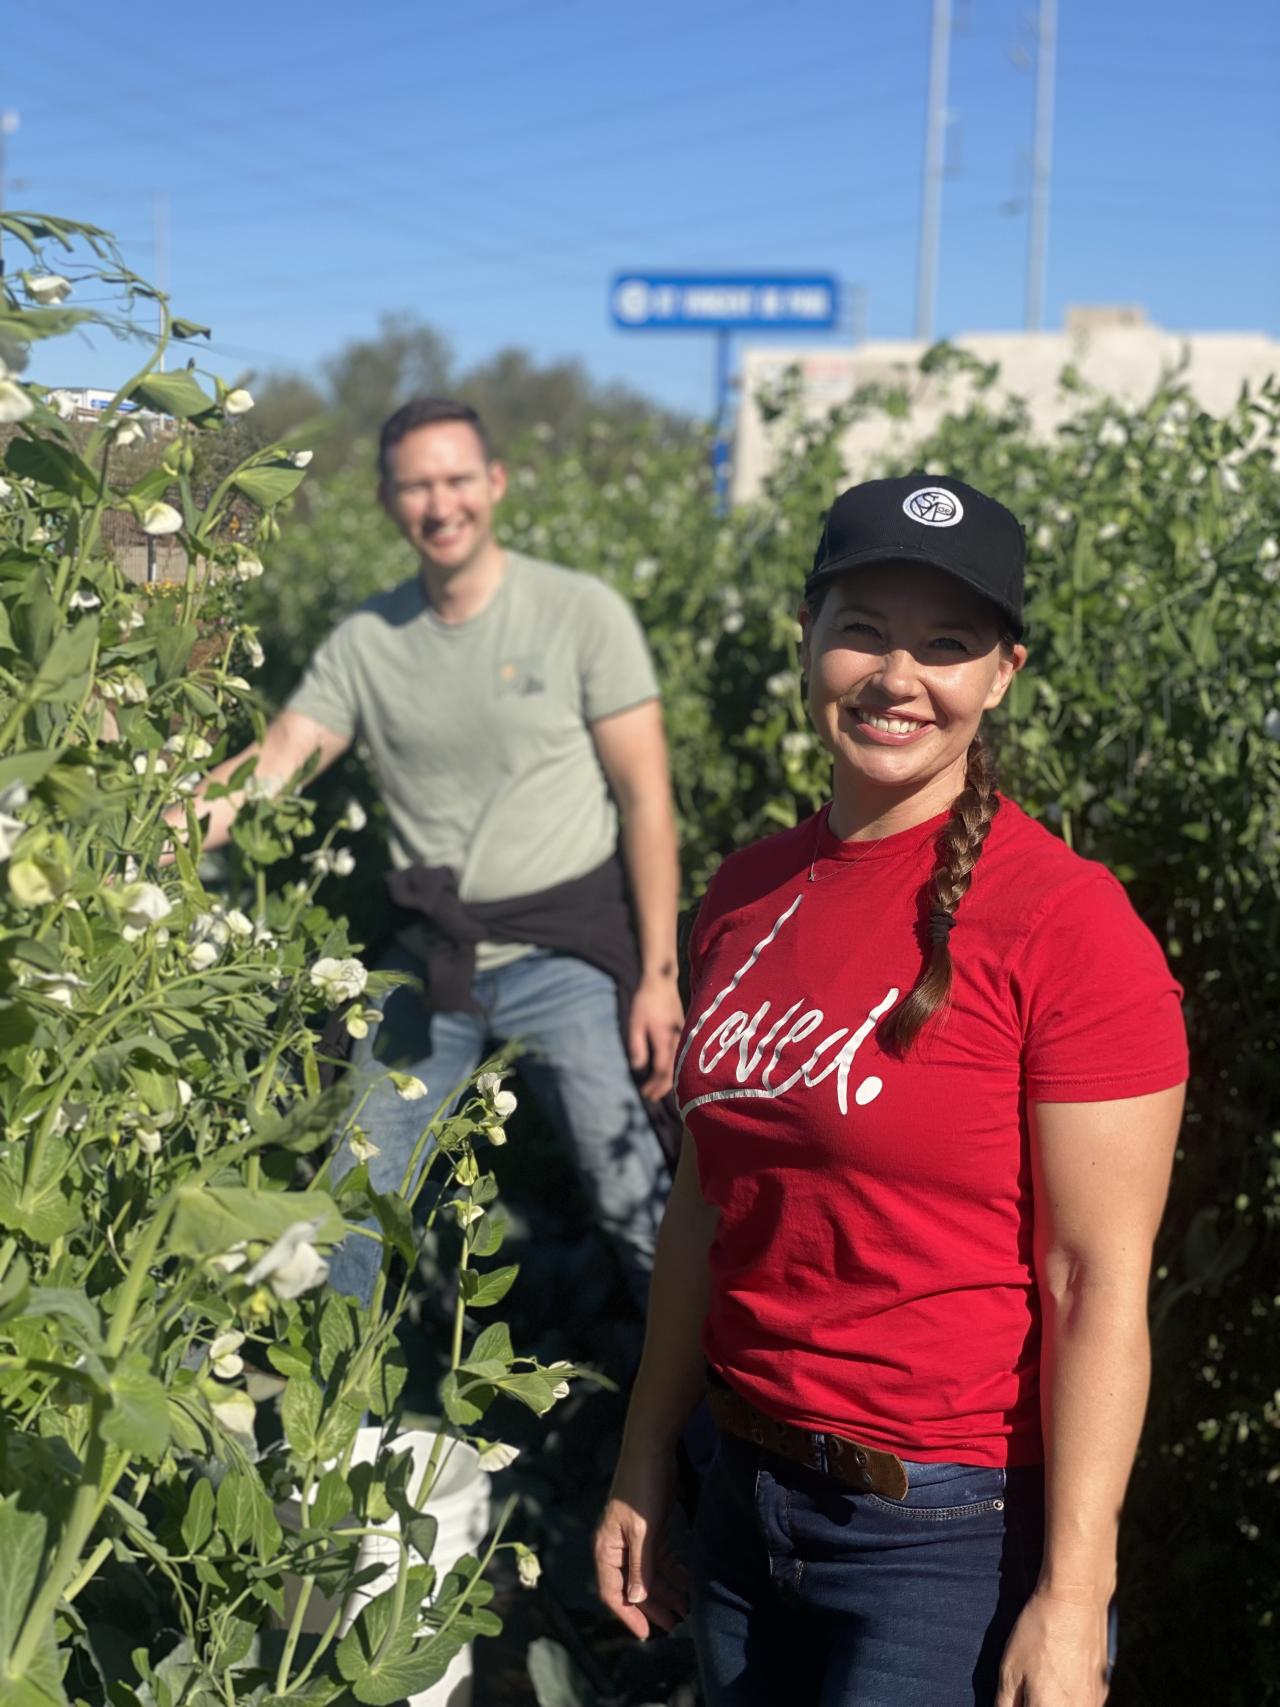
[327,945,668,1311]
[693,1432,1047,1707]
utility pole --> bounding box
[1025,0,1057,330]
[915,0,952,342]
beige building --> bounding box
[731,308,1280,503]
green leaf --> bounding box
[101,1358,170,1462]
[336,1567,448,1705]
[526,1637,594,1707]
[0,1499,67,1707]
[315,1399,362,1463]
[470,1210,507,1259]
[0,1256,31,1322]
[170,319,211,342]
[370,1190,416,1264]
[181,1478,215,1553]
[0,753,57,795]
[28,616,98,705]
[281,1377,323,1461]
[265,1342,311,1380]
[4,435,96,502]
[168,1186,344,1261]
[491,1369,565,1417]
[12,1286,101,1344]
[460,1263,518,1308]
[216,1469,255,1551]
[233,464,307,508]
[468,1321,514,1366]
[439,1371,494,1429]
[310,1468,350,1530]
[0,1139,84,1244]
[366,1344,408,1417]
[129,371,215,420]
[153,623,197,685]
[317,1294,356,1380]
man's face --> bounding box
[379,421,507,574]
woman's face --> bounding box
[799,563,1026,805]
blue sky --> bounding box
[8,0,1279,416]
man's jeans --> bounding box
[327,944,668,1311]
[692,1431,1048,1707]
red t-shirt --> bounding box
[678,797,1188,1467]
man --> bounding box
[195,397,683,1308]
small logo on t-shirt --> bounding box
[496,656,546,697]
[903,486,964,527]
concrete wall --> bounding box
[731,326,1280,503]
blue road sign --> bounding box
[610,273,839,332]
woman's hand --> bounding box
[593,1451,688,1640]
[996,1587,1110,1706]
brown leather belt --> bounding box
[706,1379,909,1501]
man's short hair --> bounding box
[378,398,496,481]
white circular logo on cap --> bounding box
[903,486,964,527]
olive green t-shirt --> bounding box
[287,552,660,970]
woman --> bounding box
[595,474,1187,1707]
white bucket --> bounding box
[278,1425,492,1707]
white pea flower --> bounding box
[516,1550,542,1588]
[0,802,26,862]
[781,731,814,758]
[344,1004,382,1040]
[484,1123,508,1147]
[330,848,356,878]
[341,799,367,832]
[0,380,33,424]
[0,478,10,501]
[233,554,264,581]
[252,919,277,949]
[223,388,254,416]
[209,1330,246,1379]
[476,1071,503,1098]
[633,555,659,584]
[224,908,253,939]
[244,1217,329,1299]
[141,502,183,536]
[27,969,88,1008]
[1263,709,1280,741]
[1097,419,1126,449]
[28,526,49,545]
[133,752,170,775]
[451,1202,484,1229]
[164,732,213,761]
[245,636,265,670]
[1095,522,1121,543]
[1219,466,1241,494]
[303,849,333,877]
[110,415,148,448]
[243,772,283,801]
[476,1441,520,1472]
[492,1089,517,1121]
[722,610,745,635]
[390,1072,428,1102]
[68,587,101,612]
[45,389,77,420]
[136,1126,163,1156]
[550,1379,571,1401]
[209,1389,257,1439]
[291,449,314,467]
[211,1242,248,1274]
[1033,523,1054,552]
[1259,536,1278,563]
[26,273,72,305]
[189,941,220,970]
[193,910,231,947]
[308,957,367,1004]
[119,882,173,932]
[349,1131,381,1164]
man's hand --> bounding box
[629,970,685,1100]
[996,1587,1111,1707]
[594,1454,687,1640]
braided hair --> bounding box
[878,732,1000,1056]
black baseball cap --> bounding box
[805,473,1026,639]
